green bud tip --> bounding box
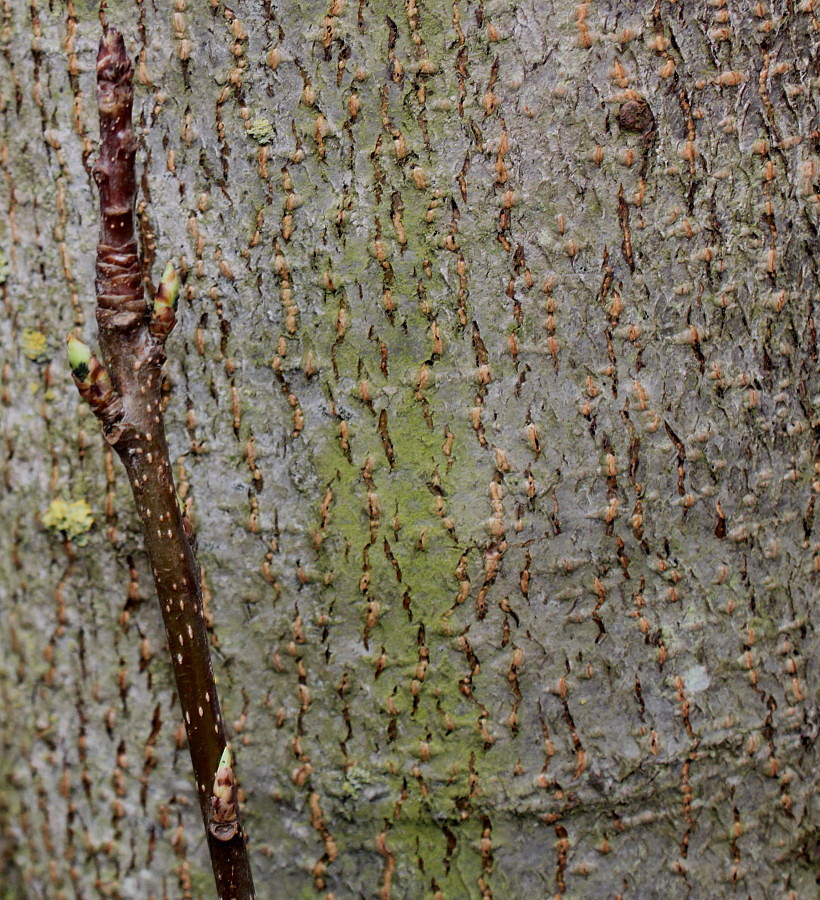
[212,745,236,802]
[217,745,233,774]
[156,261,181,311]
[66,335,92,381]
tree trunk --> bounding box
[0,2,816,898]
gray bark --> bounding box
[0,1,816,898]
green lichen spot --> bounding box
[42,498,94,544]
[0,249,9,285]
[248,117,275,145]
[341,765,372,798]
[22,328,49,363]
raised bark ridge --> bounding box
[68,27,255,900]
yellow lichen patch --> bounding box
[22,328,50,363]
[42,498,94,543]
[247,117,275,145]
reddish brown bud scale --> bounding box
[66,27,255,898]
[148,304,176,338]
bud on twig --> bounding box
[210,745,240,842]
[66,334,123,430]
[150,261,180,339]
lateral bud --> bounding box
[176,489,197,549]
[149,261,180,339]
[67,335,93,381]
[66,334,124,430]
[209,745,240,842]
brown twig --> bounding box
[68,27,255,899]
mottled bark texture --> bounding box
[0,2,817,899]
[67,27,254,900]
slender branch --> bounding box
[68,27,255,899]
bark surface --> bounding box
[0,2,817,899]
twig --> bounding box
[68,27,255,899]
